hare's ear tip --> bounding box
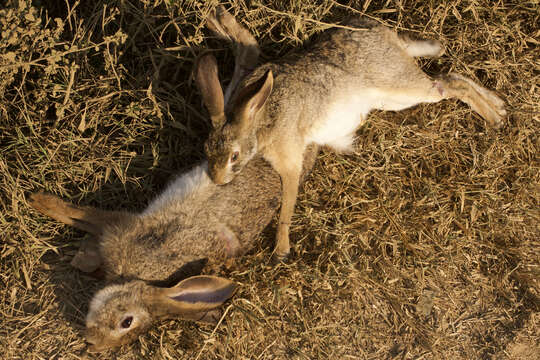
[230,281,239,294]
[217,277,238,299]
[263,70,274,87]
[220,277,238,291]
[194,275,237,290]
[195,52,215,68]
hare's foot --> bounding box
[392,73,507,129]
[272,252,291,264]
[273,223,291,263]
[29,192,131,235]
[70,239,102,273]
[29,192,69,218]
[267,146,303,264]
[206,5,258,60]
[440,73,507,129]
[29,192,97,232]
[206,6,234,41]
[205,5,260,106]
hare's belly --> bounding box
[307,89,423,152]
[308,95,371,152]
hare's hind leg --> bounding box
[436,73,506,129]
[206,6,260,106]
[400,37,505,127]
[29,192,131,235]
[381,72,506,129]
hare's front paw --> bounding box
[272,227,291,264]
[272,252,291,264]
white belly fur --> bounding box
[308,94,370,152]
[308,90,423,152]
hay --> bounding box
[1,0,538,358]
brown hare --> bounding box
[29,7,319,352]
[29,148,317,351]
[196,16,507,261]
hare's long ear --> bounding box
[152,275,237,315]
[29,192,132,236]
[195,53,226,129]
[206,5,261,107]
[234,70,273,130]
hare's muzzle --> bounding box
[209,164,234,185]
[86,339,104,353]
[85,328,112,353]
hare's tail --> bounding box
[399,34,445,58]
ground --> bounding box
[0,0,538,359]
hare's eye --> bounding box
[231,151,239,163]
[121,316,133,329]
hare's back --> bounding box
[270,16,423,96]
[278,21,426,151]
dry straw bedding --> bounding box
[1,0,538,359]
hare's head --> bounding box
[195,53,273,185]
[204,120,258,185]
[85,276,236,352]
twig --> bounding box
[258,5,368,32]
[193,303,234,360]
[0,39,116,70]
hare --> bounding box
[29,7,319,352]
[195,16,507,261]
[29,148,317,352]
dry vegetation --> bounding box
[1,0,539,359]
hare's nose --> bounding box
[86,339,96,350]
[85,331,98,345]
[208,166,218,181]
[209,164,226,184]
[86,337,104,353]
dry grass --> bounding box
[1,0,539,359]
